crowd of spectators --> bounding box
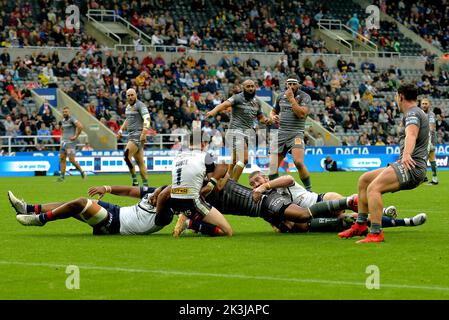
[2,44,449,153]
[384,0,449,52]
[0,0,99,49]
[82,0,327,54]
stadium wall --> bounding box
[5,47,426,70]
[57,90,117,150]
[2,145,449,176]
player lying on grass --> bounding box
[248,171,427,233]
[170,168,361,237]
[172,170,426,236]
[8,185,173,235]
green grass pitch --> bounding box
[1,171,448,300]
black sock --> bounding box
[309,218,343,232]
[309,198,348,217]
[38,210,54,224]
[430,161,437,177]
[301,176,312,191]
[268,173,279,180]
[188,220,220,236]
[380,216,406,227]
[26,204,42,214]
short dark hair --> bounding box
[249,171,262,180]
[397,83,418,101]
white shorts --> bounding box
[295,192,319,208]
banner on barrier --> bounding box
[0,156,59,176]
[3,145,449,176]
[33,88,58,107]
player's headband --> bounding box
[286,79,299,84]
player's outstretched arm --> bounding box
[252,175,295,202]
[88,185,141,199]
[205,100,232,118]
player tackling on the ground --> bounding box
[206,79,272,181]
[339,82,429,243]
[57,106,85,181]
[269,75,313,191]
[117,88,151,187]
[420,98,439,185]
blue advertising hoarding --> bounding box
[33,88,58,107]
[3,145,449,176]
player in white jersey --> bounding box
[155,147,233,237]
[8,185,171,235]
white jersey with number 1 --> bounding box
[171,150,214,199]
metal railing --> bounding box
[0,134,188,154]
[86,10,122,44]
[86,9,153,45]
[318,19,378,54]
[113,43,285,55]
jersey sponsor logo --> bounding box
[171,187,189,194]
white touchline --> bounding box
[1,260,449,292]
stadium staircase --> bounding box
[30,88,116,150]
[85,10,153,49]
[318,0,424,57]
[315,19,378,56]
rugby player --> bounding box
[8,185,170,235]
[339,83,429,243]
[248,171,426,233]
[420,98,439,185]
[57,106,85,181]
[269,75,313,191]
[155,142,233,237]
[205,79,272,182]
[171,169,351,237]
[117,88,151,187]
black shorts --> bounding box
[316,193,326,203]
[389,162,426,191]
[261,191,291,224]
[169,197,212,219]
[92,201,121,235]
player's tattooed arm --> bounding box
[252,175,295,202]
[71,120,83,141]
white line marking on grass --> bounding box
[1,260,449,292]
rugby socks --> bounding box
[131,173,138,186]
[187,220,220,236]
[378,216,406,227]
[301,176,312,191]
[142,178,148,187]
[309,198,349,217]
[38,210,55,224]
[268,173,279,180]
[356,212,369,225]
[26,204,42,215]
[370,223,382,234]
[309,218,342,232]
[430,161,438,181]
